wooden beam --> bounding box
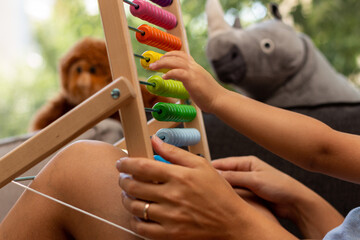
[98,0,153,158]
[0,78,135,188]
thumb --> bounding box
[152,135,205,168]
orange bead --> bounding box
[136,24,182,52]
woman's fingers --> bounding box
[118,173,165,202]
[122,193,166,222]
[117,157,174,183]
[129,217,167,240]
[123,192,193,240]
[151,135,207,168]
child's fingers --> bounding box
[162,69,189,82]
[150,56,188,72]
[219,170,257,189]
[212,157,254,172]
[161,50,190,59]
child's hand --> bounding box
[212,156,344,238]
[212,156,306,220]
[149,51,227,113]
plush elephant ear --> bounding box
[270,3,282,20]
[233,17,242,29]
[206,0,231,37]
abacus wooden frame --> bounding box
[99,0,210,160]
[0,0,210,189]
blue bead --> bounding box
[154,155,171,164]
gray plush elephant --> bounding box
[203,0,360,237]
[206,0,360,107]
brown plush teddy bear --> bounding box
[29,37,171,131]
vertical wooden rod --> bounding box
[98,0,153,158]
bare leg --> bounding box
[0,140,280,239]
[0,140,141,240]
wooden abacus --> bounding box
[0,0,210,189]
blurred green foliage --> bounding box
[1,0,360,138]
[290,0,360,77]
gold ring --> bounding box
[143,203,150,221]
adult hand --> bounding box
[212,156,344,238]
[116,137,296,240]
[212,156,305,219]
[149,51,227,113]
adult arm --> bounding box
[117,136,298,240]
[212,156,344,239]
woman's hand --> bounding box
[212,156,344,238]
[116,136,296,240]
[149,51,227,113]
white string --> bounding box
[11,180,148,240]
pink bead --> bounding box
[130,0,177,30]
[150,0,173,7]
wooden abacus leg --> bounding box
[0,140,141,240]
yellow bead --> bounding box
[140,51,169,73]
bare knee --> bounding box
[1,141,137,239]
[39,140,135,239]
[34,140,126,200]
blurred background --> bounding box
[1,0,360,138]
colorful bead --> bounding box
[156,128,201,146]
[149,0,173,7]
[136,24,182,52]
[130,0,177,30]
[146,75,189,99]
[151,102,196,122]
[140,51,169,73]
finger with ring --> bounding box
[143,202,150,221]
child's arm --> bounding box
[150,51,360,183]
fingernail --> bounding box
[119,172,132,180]
[116,160,121,170]
[121,190,126,199]
[162,74,167,79]
[149,63,156,69]
[122,190,135,200]
[152,135,163,145]
[116,157,128,169]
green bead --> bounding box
[146,75,189,99]
[152,102,196,122]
